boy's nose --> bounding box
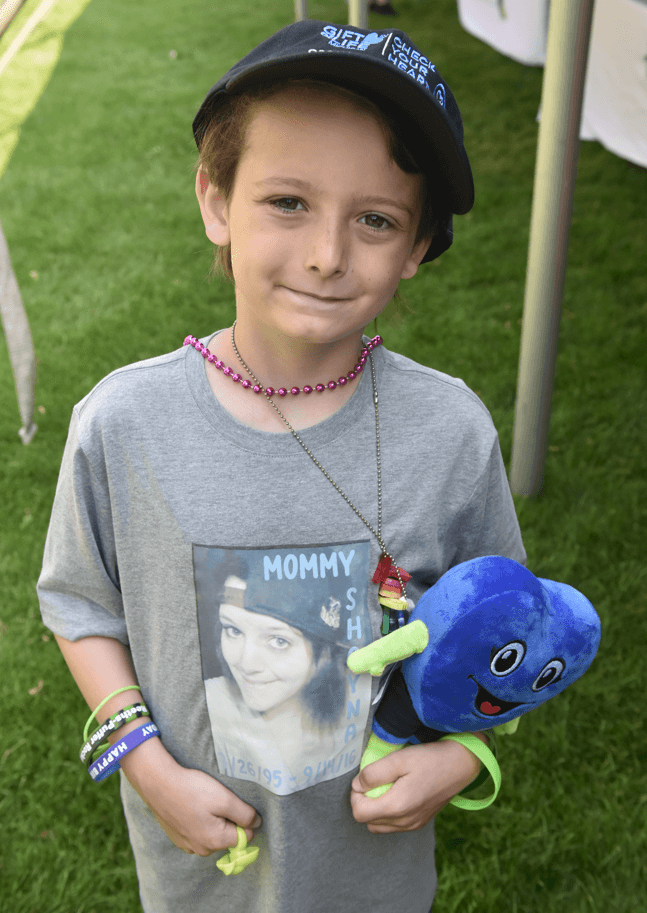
[304,218,348,278]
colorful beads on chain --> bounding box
[183,333,383,396]
[373,555,411,635]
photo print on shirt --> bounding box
[193,541,372,796]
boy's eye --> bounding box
[271,197,304,212]
[360,213,393,232]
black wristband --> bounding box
[80,703,149,765]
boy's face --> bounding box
[197,88,431,348]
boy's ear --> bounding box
[195,169,230,246]
[399,235,433,281]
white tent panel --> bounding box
[457,0,549,66]
[579,0,647,168]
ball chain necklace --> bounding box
[185,323,410,635]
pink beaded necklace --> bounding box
[183,332,383,397]
[184,325,408,635]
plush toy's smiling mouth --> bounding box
[468,676,524,716]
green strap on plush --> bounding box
[440,733,502,810]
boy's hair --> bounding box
[193,78,441,290]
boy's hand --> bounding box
[147,765,262,857]
[350,737,482,833]
[120,737,262,856]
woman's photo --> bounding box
[194,543,373,795]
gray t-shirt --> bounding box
[38,334,525,913]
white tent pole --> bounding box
[510,0,595,496]
[294,0,367,27]
[348,0,368,29]
[0,0,27,37]
[0,0,58,76]
[0,219,37,443]
[294,0,307,21]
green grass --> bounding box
[1,0,646,910]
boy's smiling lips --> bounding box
[280,285,351,303]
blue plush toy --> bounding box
[347,555,601,805]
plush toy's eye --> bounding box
[490,641,526,676]
[532,658,565,691]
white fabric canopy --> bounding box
[580,0,647,168]
[457,0,549,66]
[458,0,647,170]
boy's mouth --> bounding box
[468,676,524,716]
[283,286,348,302]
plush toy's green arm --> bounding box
[216,826,260,875]
[347,619,429,677]
[359,732,404,797]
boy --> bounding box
[38,20,525,913]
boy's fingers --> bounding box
[220,819,242,850]
[216,788,262,831]
[222,820,260,850]
[350,787,397,825]
[353,754,403,793]
[240,808,262,830]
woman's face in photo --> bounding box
[219,603,314,712]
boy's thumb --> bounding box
[354,736,403,793]
[352,763,394,798]
[353,759,390,792]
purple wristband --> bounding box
[88,722,160,782]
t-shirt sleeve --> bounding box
[446,433,526,569]
[37,407,128,644]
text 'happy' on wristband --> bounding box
[88,721,160,783]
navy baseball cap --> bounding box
[193,20,474,264]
